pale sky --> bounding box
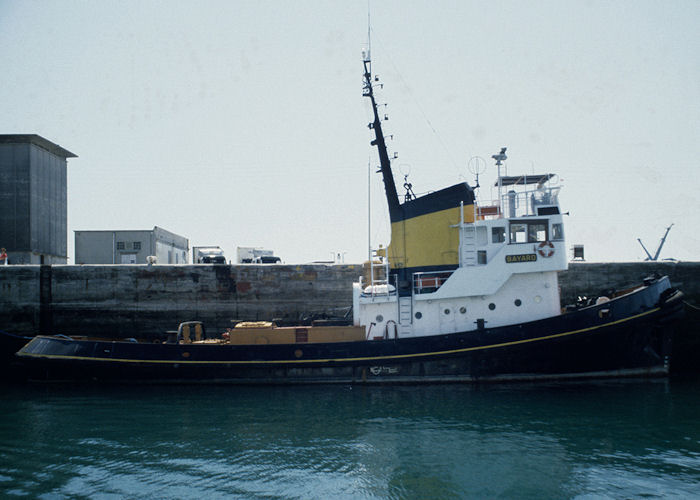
[1,0,698,263]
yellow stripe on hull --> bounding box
[18,307,659,365]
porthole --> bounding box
[488,303,496,310]
[415,312,422,319]
[376,315,384,322]
[444,308,451,315]
[514,299,522,307]
[459,306,467,314]
[534,295,542,303]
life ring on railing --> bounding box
[537,241,555,258]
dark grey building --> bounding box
[75,226,189,264]
[0,134,77,264]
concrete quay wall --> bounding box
[1,261,697,346]
[0,264,360,339]
[559,261,700,305]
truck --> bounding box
[193,246,226,264]
[236,247,281,264]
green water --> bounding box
[0,378,699,499]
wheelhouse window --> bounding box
[552,223,564,241]
[492,227,506,243]
[510,223,527,243]
[528,222,547,242]
[510,220,549,243]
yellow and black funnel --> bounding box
[363,57,475,283]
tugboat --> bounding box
[16,53,684,383]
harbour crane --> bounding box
[638,224,674,261]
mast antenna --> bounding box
[468,156,486,191]
[363,25,401,221]
[367,0,371,61]
[492,147,507,208]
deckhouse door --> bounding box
[438,302,456,334]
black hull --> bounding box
[16,277,684,384]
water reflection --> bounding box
[1,379,699,498]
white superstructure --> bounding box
[354,164,568,340]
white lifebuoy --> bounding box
[537,241,555,258]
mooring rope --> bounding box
[0,328,31,339]
[683,300,700,311]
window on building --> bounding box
[492,227,506,243]
[133,241,141,250]
[116,241,125,250]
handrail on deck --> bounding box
[413,270,454,294]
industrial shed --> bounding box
[0,134,77,264]
[75,226,189,264]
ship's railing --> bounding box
[360,276,397,297]
[476,204,501,219]
[360,253,397,297]
[501,186,560,218]
[413,270,454,295]
[477,186,560,220]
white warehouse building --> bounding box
[75,226,189,264]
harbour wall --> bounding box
[560,262,700,374]
[0,264,359,339]
[1,261,698,371]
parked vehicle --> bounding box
[193,246,226,264]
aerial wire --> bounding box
[368,26,461,175]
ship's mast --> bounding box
[363,54,401,222]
